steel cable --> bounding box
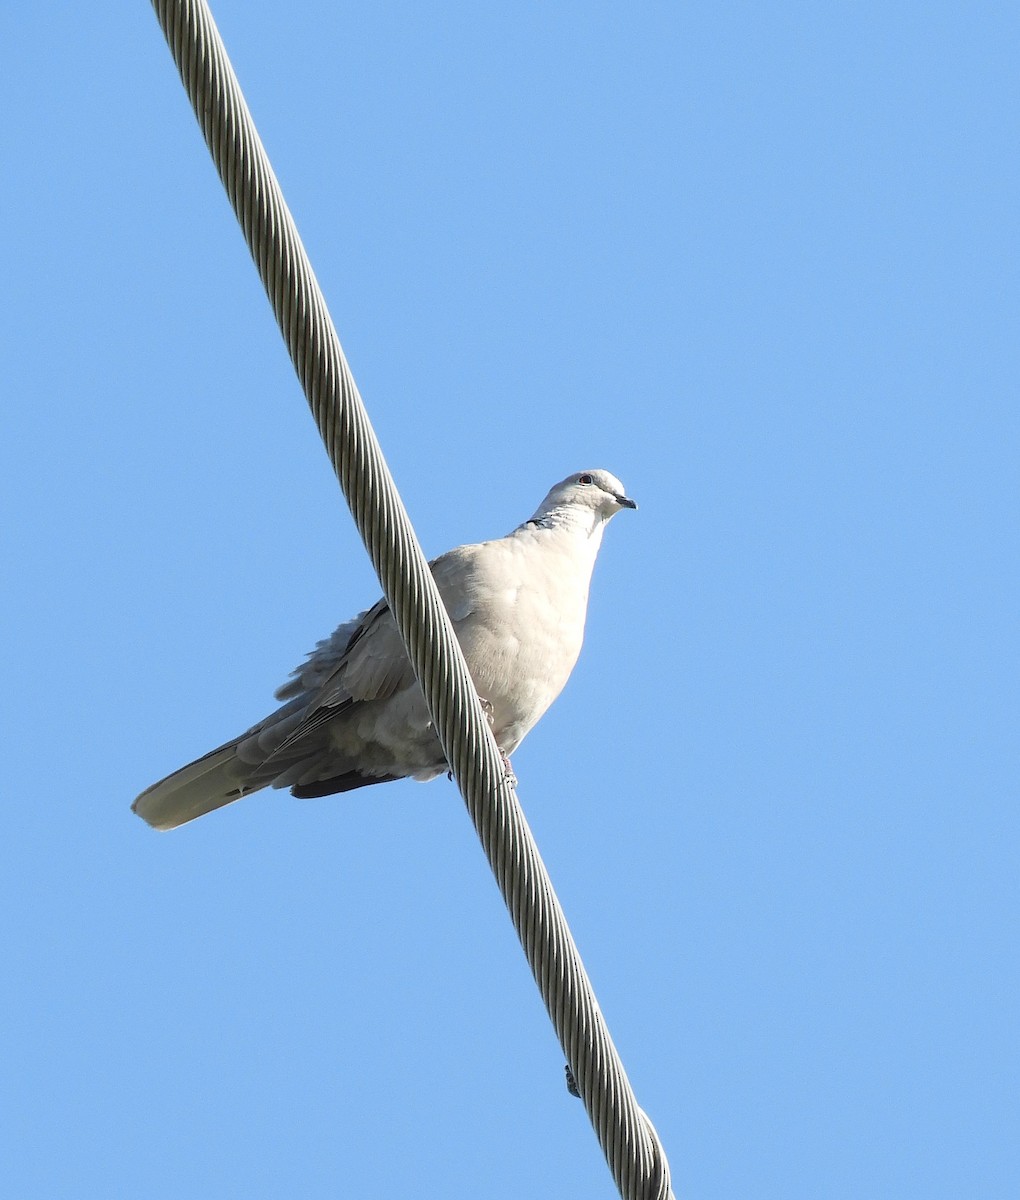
[149,3,673,1195]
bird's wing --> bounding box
[272,597,410,715]
[273,545,486,714]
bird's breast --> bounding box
[445,533,594,751]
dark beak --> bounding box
[615,493,638,510]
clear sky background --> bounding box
[2,3,1017,1197]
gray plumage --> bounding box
[132,469,636,830]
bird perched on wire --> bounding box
[133,469,636,830]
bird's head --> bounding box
[531,470,637,531]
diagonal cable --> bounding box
[148,3,673,1196]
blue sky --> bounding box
[2,3,1017,1197]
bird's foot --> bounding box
[500,753,517,788]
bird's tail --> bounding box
[132,737,259,831]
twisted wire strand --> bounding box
[150,3,672,1196]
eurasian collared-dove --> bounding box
[133,469,636,830]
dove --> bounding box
[132,469,636,830]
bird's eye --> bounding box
[578,473,594,485]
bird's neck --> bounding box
[518,506,607,549]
